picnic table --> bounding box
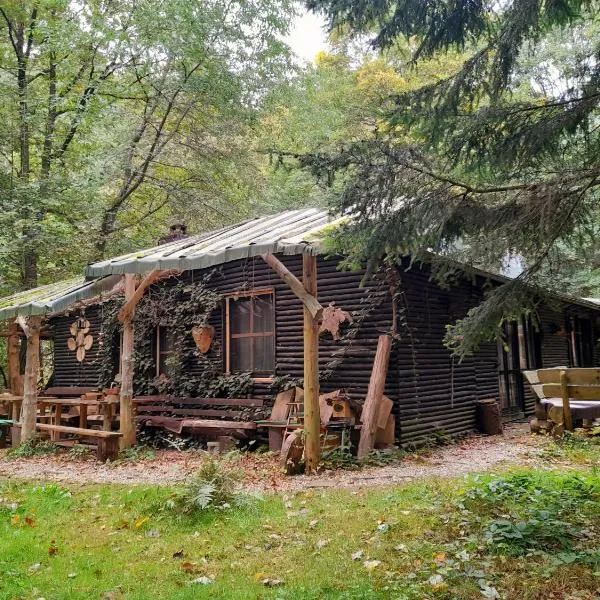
[0,394,57,422]
[37,397,119,440]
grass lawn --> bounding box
[1,464,600,600]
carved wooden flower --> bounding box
[67,317,93,362]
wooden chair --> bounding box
[524,368,600,433]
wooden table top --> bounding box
[37,398,120,406]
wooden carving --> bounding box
[192,324,215,353]
[319,302,353,341]
[67,317,93,362]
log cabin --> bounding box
[2,208,599,449]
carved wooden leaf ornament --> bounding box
[319,302,353,341]
[67,318,93,362]
[192,325,215,353]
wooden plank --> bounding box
[44,386,96,397]
[540,383,600,400]
[358,334,392,458]
[19,316,42,442]
[133,396,263,407]
[135,407,245,418]
[376,395,394,430]
[375,415,395,449]
[180,419,257,430]
[303,254,320,474]
[120,274,136,448]
[535,368,600,385]
[36,423,122,438]
[270,389,295,421]
[262,253,323,320]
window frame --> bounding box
[155,325,174,377]
[224,288,275,378]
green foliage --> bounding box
[171,457,258,513]
[6,437,59,458]
[117,445,157,463]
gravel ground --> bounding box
[0,423,548,491]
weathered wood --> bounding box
[133,396,264,407]
[358,334,392,458]
[36,423,123,438]
[36,423,122,461]
[117,269,180,323]
[7,322,23,395]
[560,370,574,432]
[119,274,136,448]
[303,254,321,473]
[262,253,323,320]
[19,315,43,442]
[44,386,96,397]
[536,368,600,385]
[540,383,600,401]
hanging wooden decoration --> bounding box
[67,317,93,362]
[192,324,215,353]
[319,302,353,341]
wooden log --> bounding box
[117,269,180,324]
[560,369,574,432]
[119,274,136,448]
[7,322,23,395]
[303,254,321,473]
[19,315,42,442]
[262,253,323,320]
[358,334,392,458]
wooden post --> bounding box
[19,316,42,442]
[7,322,23,395]
[119,274,137,448]
[358,334,392,458]
[559,369,574,432]
[303,254,320,473]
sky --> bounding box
[286,9,329,63]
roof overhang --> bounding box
[0,275,122,321]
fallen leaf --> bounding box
[351,550,364,561]
[181,562,199,574]
[172,550,184,559]
[48,541,58,556]
[363,560,382,570]
[135,517,150,529]
[261,578,284,587]
[316,539,329,549]
[190,576,214,585]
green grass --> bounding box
[0,470,599,599]
[539,431,600,465]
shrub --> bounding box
[7,437,59,458]
[172,457,259,513]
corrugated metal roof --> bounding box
[86,208,335,277]
[0,276,122,320]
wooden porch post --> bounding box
[119,274,137,448]
[7,321,23,395]
[18,316,42,441]
[303,254,320,473]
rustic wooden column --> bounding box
[119,274,137,448]
[7,322,23,395]
[18,316,42,441]
[303,254,320,473]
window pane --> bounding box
[253,335,275,372]
[231,299,252,334]
[230,337,253,372]
[253,295,274,333]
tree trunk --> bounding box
[20,316,42,441]
[303,254,320,474]
[7,322,23,395]
[119,274,137,448]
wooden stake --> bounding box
[19,315,42,442]
[119,274,137,448]
[7,322,23,395]
[302,254,320,473]
[262,253,323,320]
[358,334,392,458]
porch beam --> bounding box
[302,254,321,473]
[119,274,137,448]
[17,315,42,442]
[261,253,323,320]
[118,269,180,324]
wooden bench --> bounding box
[524,368,600,434]
[36,423,122,461]
[134,396,261,438]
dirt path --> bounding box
[0,424,549,491]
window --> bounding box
[226,291,275,375]
[156,326,175,376]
